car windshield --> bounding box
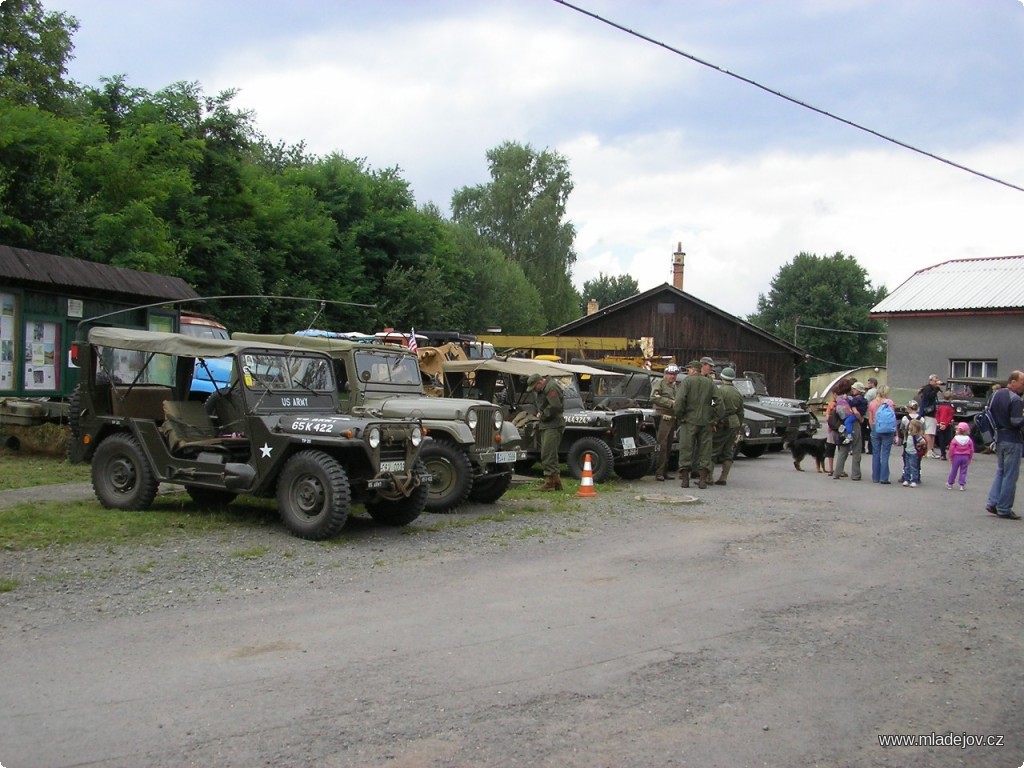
[354,350,421,386]
[241,352,334,392]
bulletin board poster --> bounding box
[24,320,60,391]
[0,293,16,391]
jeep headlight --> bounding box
[467,410,479,430]
[492,410,503,430]
[411,426,423,447]
[367,427,381,449]
[743,424,751,438]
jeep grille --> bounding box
[473,407,498,449]
[611,412,641,443]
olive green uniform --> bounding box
[712,381,744,463]
[650,375,677,478]
[674,373,717,473]
[536,377,565,477]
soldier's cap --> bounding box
[664,364,680,374]
[526,373,542,387]
[700,356,714,366]
[720,367,736,380]
[686,360,702,370]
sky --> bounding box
[50,0,1024,318]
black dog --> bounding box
[789,437,827,473]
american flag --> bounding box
[408,328,418,353]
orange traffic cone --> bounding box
[576,452,598,498]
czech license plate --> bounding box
[495,451,517,463]
[380,460,405,473]
[622,448,638,457]
[760,428,775,435]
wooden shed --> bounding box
[546,283,807,397]
[0,245,199,399]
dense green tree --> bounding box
[0,0,78,112]
[451,141,580,329]
[746,251,888,395]
[581,272,639,311]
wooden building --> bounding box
[546,282,807,397]
[0,245,199,399]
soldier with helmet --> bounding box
[651,364,680,481]
[712,367,745,485]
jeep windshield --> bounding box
[241,352,334,393]
[354,350,421,387]
[732,379,757,397]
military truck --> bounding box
[233,333,526,512]
[441,357,656,482]
[68,328,428,540]
[733,371,819,447]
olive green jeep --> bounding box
[233,333,527,512]
[68,327,427,540]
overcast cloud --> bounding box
[54,0,1024,317]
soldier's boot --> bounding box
[714,461,732,486]
[698,468,709,489]
[552,475,563,491]
[679,468,690,488]
[538,475,556,491]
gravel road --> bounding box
[1,452,1022,767]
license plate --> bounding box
[621,437,636,450]
[622,448,638,457]
[380,460,405,473]
[760,428,775,435]
[495,451,517,463]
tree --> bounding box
[581,272,639,311]
[746,252,888,395]
[451,141,580,329]
[0,0,78,112]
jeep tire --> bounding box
[566,437,615,483]
[91,433,159,511]
[276,450,351,540]
[467,471,513,504]
[366,458,428,526]
[614,431,657,480]
[419,440,473,513]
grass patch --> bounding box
[232,545,270,560]
[0,578,19,592]
[0,451,91,490]
[0,494,279,551]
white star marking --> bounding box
[260,443,273,458]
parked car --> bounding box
[733,371,819,446]
[440,357,656,482]
[68,327,428,540]
[233,333,527,512]
[178,311,232,399]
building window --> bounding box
[657,302,676,315]
[950,360,998,379]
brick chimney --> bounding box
[672,242,685,290]
[586,298,599,315]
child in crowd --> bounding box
[898,400,921,447]
[835,393,856,445]
[901,419,926,488]
[946,421,975,491]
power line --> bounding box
[551,0,1024,194]
[797,323,886,336]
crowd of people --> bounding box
[821,371,1024,519]
[526,361,1024,521]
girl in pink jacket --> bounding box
[946,422,975,491]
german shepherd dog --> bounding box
[789,437,827,472]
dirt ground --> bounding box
[1,448,1022,767]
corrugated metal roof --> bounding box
[0,245,199,302]
[871,255,1024,314]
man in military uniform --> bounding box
[527,372,565,491]
[712,367,744,486]
[674,359,717,489]
[650,364,680,481]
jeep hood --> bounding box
[368,396,495,421]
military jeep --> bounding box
[733,371,819,448]
[441,357,656,482]
[233,333,526,512]
[68,328,428,540]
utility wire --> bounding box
[552,0,1024,194]
[797,323,886,336]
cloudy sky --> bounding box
[53,0,1024,318]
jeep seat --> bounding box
[162,400,240,453]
